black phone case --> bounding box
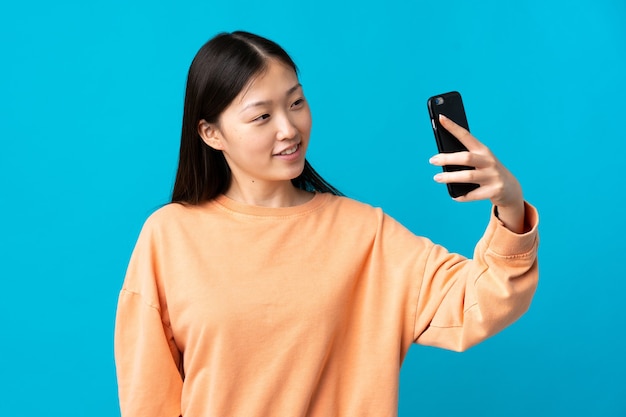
[426,91,479,198]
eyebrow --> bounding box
[239,83,303,113]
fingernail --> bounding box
[429,155,439,164]
[439,114,448,121]
[433,173,443,182]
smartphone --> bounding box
[426,91,479,198]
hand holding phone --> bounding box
[427,91,479,198]
[426,92,527,232]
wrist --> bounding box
[494,201,526,234]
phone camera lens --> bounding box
[435,97,444,105]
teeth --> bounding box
[280,145,298,155]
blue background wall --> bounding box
[1,0,624,415]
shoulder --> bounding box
[135,202,218,241]
[322,193,383,217]
[138,203,186,232]
[315,193,387,227]
[319,193,407,236]
[323,194,436,261]
[144,202,192,223]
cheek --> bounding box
[298,109,313,136]
[227,125,260,147]
[233,128,275,156]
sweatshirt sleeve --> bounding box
[114,219,183,417]
[413,202,539,351]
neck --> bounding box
[224,179,313,208]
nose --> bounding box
[275,112,298,141]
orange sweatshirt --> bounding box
[115,192,539,417]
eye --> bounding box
[291,98,305,108]
[253,113,270,122]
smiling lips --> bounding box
[276,143,300,156]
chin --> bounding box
[292,160,307,178]
[279,169,302,183]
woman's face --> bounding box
[199,59,312,193]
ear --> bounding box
[198,119,225,151]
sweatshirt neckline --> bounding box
[211,192,331,217]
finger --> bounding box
[435,163,503,184]
[439,114,484,152]
[451,180,510,203]
[429,151,494,170]
[453,184,496,202]
[434,169,482,185]
[430,151,474,168]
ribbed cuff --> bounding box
[485,201,539,257]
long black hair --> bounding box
[171,31,341,204]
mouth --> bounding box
[276,143,300,156]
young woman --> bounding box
[114,31,539,417]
